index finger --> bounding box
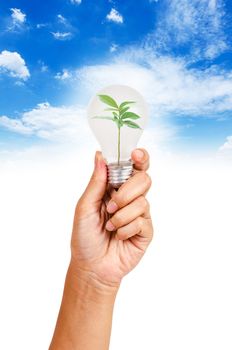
[131,148,150,172]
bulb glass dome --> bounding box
[87,84,149,187]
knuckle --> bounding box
[136,216,144,228]
[112,211,124,227]
[145,173,152,188]
[116,229,127,240]
[112,196,123,208]
[111,193,125,208]
[138,171,152,189]
[148,221,154,239]
[137,196,149,211]
[151,222,155,236]
[139,170,147,180]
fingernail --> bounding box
[105,220,115,231]
[107,200,118,213]
[95,152,105,170]
[134,149,144,160]
[94,152,99,167]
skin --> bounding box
[49,148,153,350]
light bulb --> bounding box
[87,84,148,188]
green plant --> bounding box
[92,94,142,165]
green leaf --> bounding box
[92,116,114,121]
[119,101,136,110]
[122,112,141,120]
[104,107,119,112]
[119,106,130,117]
[98,95,118,109]
[123,120,141,129]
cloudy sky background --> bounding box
[1,1,232,349]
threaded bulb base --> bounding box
[107,160,133,188]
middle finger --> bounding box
[105,196,150,231]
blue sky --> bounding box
[0,0,232,156]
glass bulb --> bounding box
[87,84,149,188]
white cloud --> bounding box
[0,50,30,80]
[218,136,232,158]
[110,43,118,53]
[146,0,227,60]
[57,14,67,24]
[75,50,232,118]
[0,103,88,142]
[51,32,72,40]
[55,69,71,80]
[0,99,176,148]
[36,23,48,29]
[56,14,74,31]
[8,8,27,32]
[41,65,48,73]
[70,0,82,4]
[220,136,232,151]
[10,8,26,25]
[106,8,123,24]
[0,116,32,135]
[38,60,49,73]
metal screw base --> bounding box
[107,160,133,188]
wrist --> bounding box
[49,262,118,350]
[67,260,120,303]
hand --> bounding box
[70,149,153,289]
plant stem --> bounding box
[117,126,121,165]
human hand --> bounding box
[70,149,153,290]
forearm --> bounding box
[49,262,119,350]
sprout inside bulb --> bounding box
[87,84,149,187]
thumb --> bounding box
[80,151,107,207]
